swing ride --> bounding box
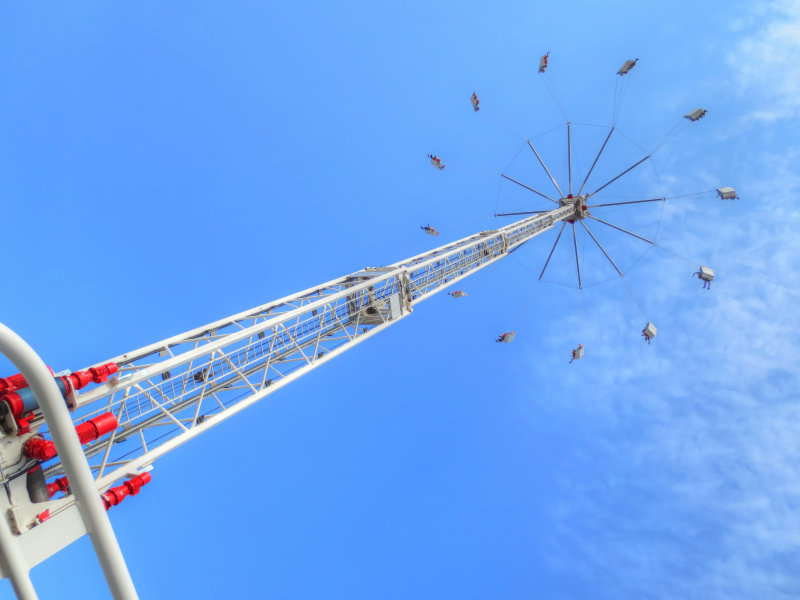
[427,55,735,351]
[0,53,736,598]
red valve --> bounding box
[102,472,152,510]
[47,476,70,497]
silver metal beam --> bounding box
[577,127,614,195]
[580,221,623,276]
[587,154,651,198]
[567,122,572,195]
[500,174,558,204]
[527,139,564,198]
[572,223,582,289]
[494,210,550,217]
[587,215,654,245]
[587,197,664,208]
[539,221,567,281]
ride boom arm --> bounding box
[1,204,575,570]
[71,205,574,485]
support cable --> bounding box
[541,73,569,121]
[619,272,649,320]
[652,243,699,266]
[479,111,528,141]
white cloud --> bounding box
[530,135,800,598]
[727,0,800,121]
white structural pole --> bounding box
[0,509,37,600]
[0,323,139,600]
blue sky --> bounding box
[1,1,799,598]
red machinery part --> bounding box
[62,362,118,392]
[1,391,26,419]
[0,366,54,393]
[0,362,118,419]
[0,373,28,394]
[88,362,118,384]
[22,412,117,460]
[75,412,118,444]
[102,472,152,511]
[47,476,70,497]
[23,437,57,461]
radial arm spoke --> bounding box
[577,126,615,195]
[538,221,567,280]
[587,197,665,208]
[495,210,550,217]
[567,122,573,195]
[572,222,582,289]
[527,139,564,197]
[588,215,654,245]
[580,221,623,276]
[500,174,558,203]
[587,154,651,198]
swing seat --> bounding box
[684,108,707,121]
[617,59,638,75]
[697,266,714,282]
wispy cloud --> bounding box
[727,0,800,122]
[530,99,800,600]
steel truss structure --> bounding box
[0,56,714,587]
[0,204,576,572]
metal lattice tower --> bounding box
[0,205,576,578]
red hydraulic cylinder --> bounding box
[23,412,118,460]
[102,472,152,510]
[0,362,118,419]
[0,366,54,393]
[47,476,70,497]
[0,372,29,394]
[75,412,118,444]
[65,363,119,391]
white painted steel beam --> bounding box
[2,206,577,578]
